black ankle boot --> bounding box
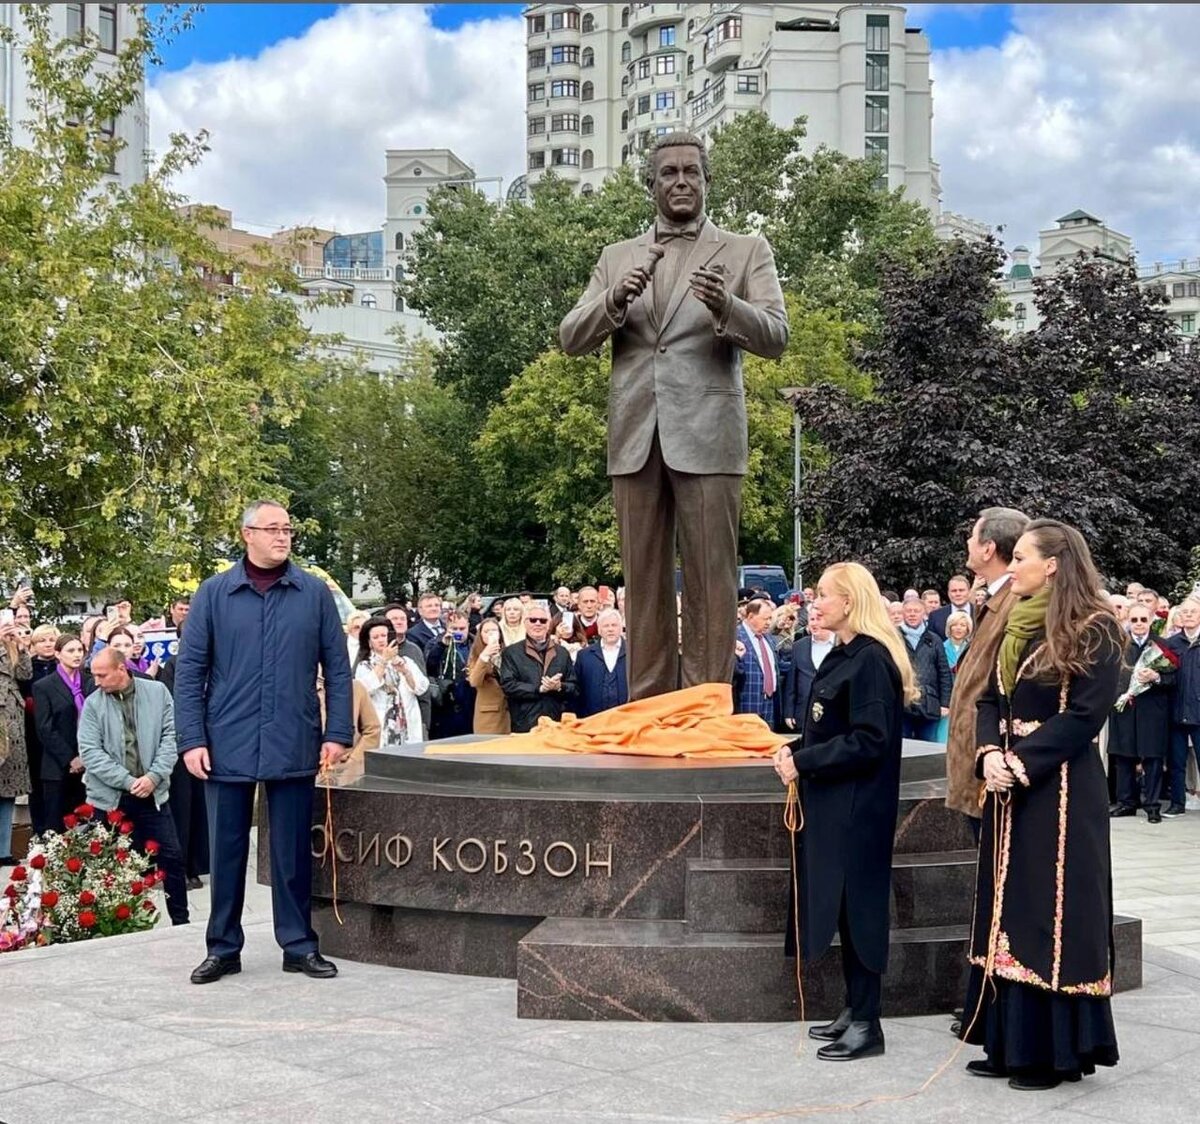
[808,1007,852,1042]
[816,1019,885,1061]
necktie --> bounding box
[757,635,775,697]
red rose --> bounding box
[130,881,144,895]
[89,840,103,856]
[145,840,160,855]
[77,910,97,928]
[119,822,134,835]
[114,904,132,921]
[141,900,156,912]
[10,866,26,882]
[62,814,78,829]
[79,890,96,906]
[3,885,16,899]
[75,803,96,819]
[29,854,46,870]
[114,849,129,864]
[66,857,83,874]
[106,810,123,825]
[40,891,59,908]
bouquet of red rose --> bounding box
[1114,639,1180,712]
[0,803,163,953]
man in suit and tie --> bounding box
[944,507,1030,838]
[733,599,780,727]
[559,132,788,701]
[407,591,446,653]
[927,574,974,640]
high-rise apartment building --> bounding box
[1,2,148,190]
[521,3,936,213]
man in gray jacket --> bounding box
[559,131,788,700]
[78,647,189,925]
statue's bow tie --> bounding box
[656,225,700,242]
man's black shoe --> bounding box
[1163,804,1186,817]
[186,875,203,890]
[966,1059,1007,1078]
[282,951,338,978]
[1109,805,1137,818]
[816,1020,885,1061]
[1008,1073,1062,1091]
[190,955,241,984]
[808,1007,852,1041]
[1148,808,1163,824]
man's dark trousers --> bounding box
[205,777,317,958]
[116,794,189,925]
[1168,725,1200,807]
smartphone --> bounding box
[106,604,120,623]
[0,609,13,628]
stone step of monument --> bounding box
[516,915,1143,1023]
[684,850,978,933]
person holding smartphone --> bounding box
[467,619,511,735]
[353,616,428,746]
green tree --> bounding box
[0,5,315,607]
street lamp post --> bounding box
[777,387,803,592]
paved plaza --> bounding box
[2,811,1199,1123]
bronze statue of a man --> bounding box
[559,132,788,700]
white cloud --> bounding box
[932,3,1200,264]
[147,3,526,234]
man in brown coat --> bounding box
[945,507,1030,836]
[559,132,788,701]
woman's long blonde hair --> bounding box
[820,562,921,706]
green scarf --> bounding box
[999,586,1051,697]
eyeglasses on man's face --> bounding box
[526,617,549,625]
[246,525,294,537]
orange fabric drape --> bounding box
[424,683,793,759]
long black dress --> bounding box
[962,621,1123,1078]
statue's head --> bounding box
[644,132,710,223]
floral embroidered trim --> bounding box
[1004,751,1030,787]
[1000,718,1043,738]
[976,744,1002,760]
[968,931,1112,996]
[1051,761,1069,990]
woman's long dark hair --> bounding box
[1025,519,1122,680]
[354,616,396,670]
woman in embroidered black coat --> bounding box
[962,519,1124,1091]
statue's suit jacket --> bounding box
[559,220,788,475]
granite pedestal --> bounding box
[258,736,1143,1021]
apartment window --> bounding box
[1173,283,1186,297]
[394,232,404,251]
[621,7,630,28]
[552,11,573,31]
[582,13,594,33]
[66,3,85,42]
[99,115,116,173]
[656,125,670,137]
[1188,281,1200,297]
[687,54,694,75]
[581,114,594,135]
[865,136,888,188]
[528,83,545,101]
[621,74,630,92]
[551,113,580,131]
[551,45,579,64]
[639,130,650,150]
[655,54,676,74]
[622,144,630,163]
[1182,314,1196,333]
[395,295,405,312]
[687,19,694,38]
[529,49,546,68]
[735,74,759,94]
[528,116,546,135]
[655,91,675,110]
[660,26,675,47]
[866,14,890,53]
[865,94,889,133]
[98,4,118,53]
[1014,302,1026,322]
[581,183,595,196]
[582,47,594,67]
[638,94,651,115]
[582,149,594,170]
[394,264,404,282]
[550,79,579,97]
[716,17,741,43]
[866,54,889,91]
[360,293,377,308]
[582,81,594,100]
[527,14,545,33]
[529,150,546,169]
[638,58,651,78]
[621,41,631,62]
[552,147,580,167]
[621,109,629,129]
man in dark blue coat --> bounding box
[574,609,629,717]
[174,501,353,984]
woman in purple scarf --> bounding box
[32,635,92,832]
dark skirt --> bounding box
[961,968,1119,1076]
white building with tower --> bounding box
[521,2,937,214]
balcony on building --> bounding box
[705,34,742,71]
[628,2,685,36]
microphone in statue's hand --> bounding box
[645,243,666,276]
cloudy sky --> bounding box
[146,3,1200,266]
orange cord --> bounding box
[318,762,344,925]
[784,781,806,1034]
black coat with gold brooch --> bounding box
[969,621,1122,996]
[786,634,903,971]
